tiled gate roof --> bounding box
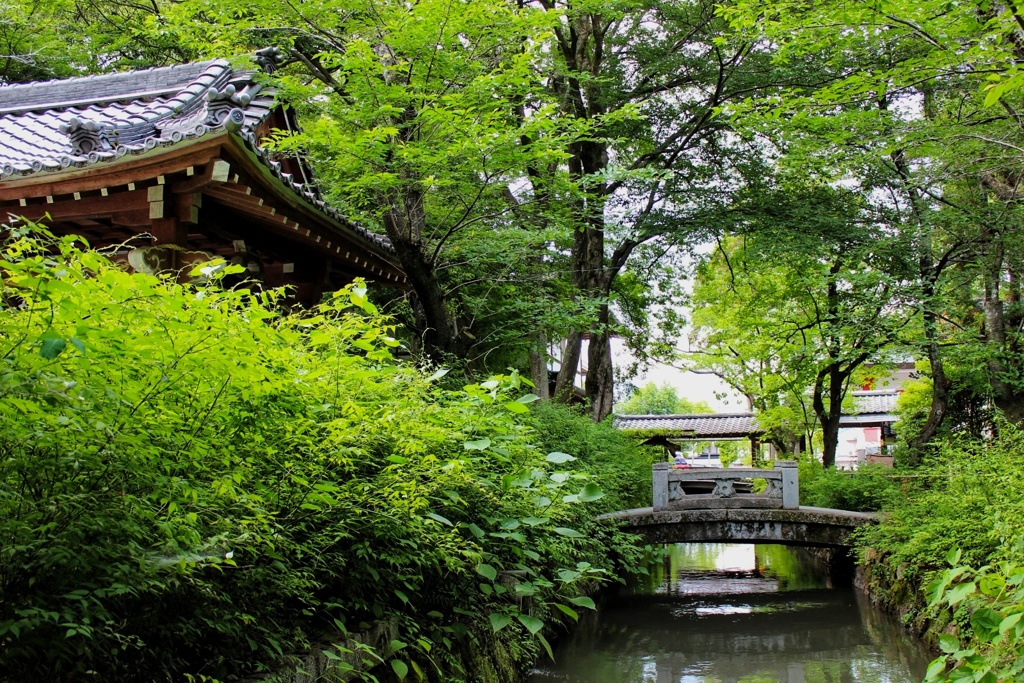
[613,413,762,438]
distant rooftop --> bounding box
[613,413,762,439]
[849,390,901,415]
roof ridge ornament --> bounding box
[58,116,112,155]
[204,84,249,130]
[253,47,284,74]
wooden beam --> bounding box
[3,188,151,221]
[170,159,231,194]
[151,218,186,246]
[0,138,225,201]
[174,192,202,225]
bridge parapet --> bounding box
[653,461,799,511]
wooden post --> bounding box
[776,460,799,509]
[652,462,669,511]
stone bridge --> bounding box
[599,506,875,548]
[599,461,876,548]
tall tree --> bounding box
[530,0,784,420]
[688,188,916,467]
[150,0,595,367]
[719,0,1024,441]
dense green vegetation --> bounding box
[0,228,647,682]
[614,383,713,416]
[6,0,1024,678]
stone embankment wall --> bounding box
[856,549,952,648]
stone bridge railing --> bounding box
[653,461,798,511]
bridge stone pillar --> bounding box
[653,462,669,510]
[776,460,799,509]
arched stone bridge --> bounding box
[599,506,876,548]
[598,461,876,548]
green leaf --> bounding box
[537,633,555,661]
[391,659,409,680]
[477,564,497,581]
[464,438,491,451]
[489,613,512,632]
[427,367,449,382]
[503,401,529,414]
[517,614,544,635]
[971,608,1003,639]
[40,336,67,359]
[70,337,86,354]
[946,582,977,606]
[426,512,453,526]
[545,452,576,464]
[520,516,549,526]
[938,633,959,653]
[516,393,540,404]
[998,612,1022,634]
[568,596,596,610]
[577,482,605,502]
[552,603,579,621]
[925,658,947,681]
[554,527,585,538]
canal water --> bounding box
[529,543,932,683]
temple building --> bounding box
[0,50,404,305]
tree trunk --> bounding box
[382,194,466,363]
[553,331,583,402]
[586,322,614,421]
[979,223,1024,422]
[529,331,550,400]
[813,361,856,469]
[908,297,950,459]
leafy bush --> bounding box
[861,427,1024,578]
[925,542,1024,683]
[0,228,626,681]
[524,402,657,513]
[798,462,899,512]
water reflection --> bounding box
[529,544,930,683]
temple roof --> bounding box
[848,390,900,415]
[0,54,394,260]
[613,413,763,439]
[839,390,901,427]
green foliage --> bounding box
[0,227,624,681]
[614,382,712,415]
[687,216,914,466]
[798,463,899,512]
[523,402,657,514]
[925,541,1024,683]
[860,426,1024,591]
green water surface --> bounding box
[530,544,931,683]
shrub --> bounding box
[523,402,657,513]
[861,426,1024,577]
[0,227,623,681]
[798,462,899,512]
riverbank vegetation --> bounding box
[5,0,1024,679]
[0,229,648,682]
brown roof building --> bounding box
[0,50,404,304]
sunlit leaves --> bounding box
[0,227,619,680]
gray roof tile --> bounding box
[613,413,762,438]
[0,56,396,257]
[850,390,900,415]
